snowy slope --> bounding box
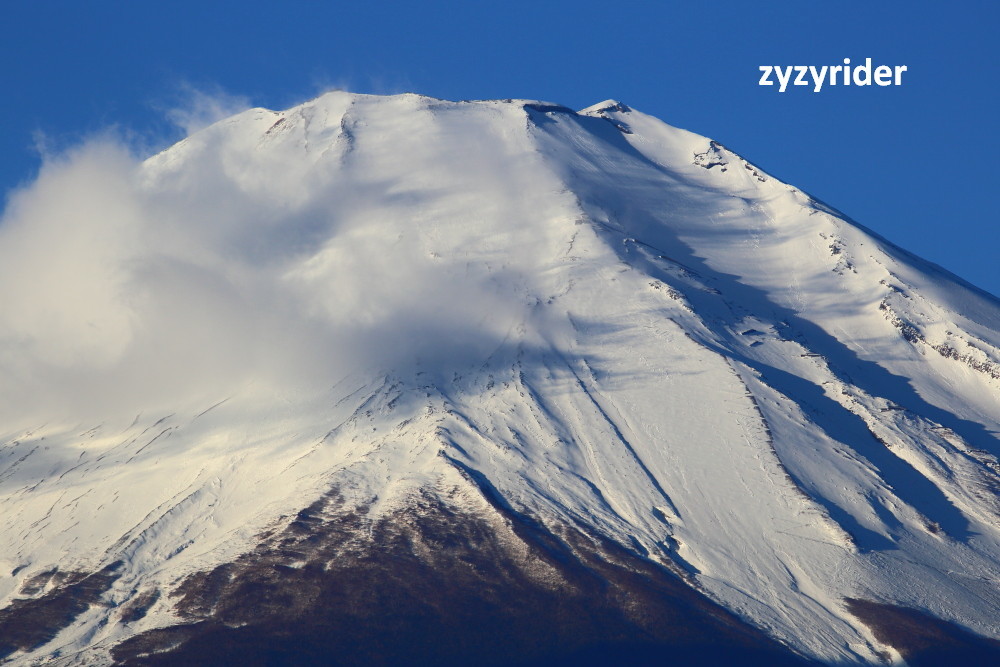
[1,92,999,664]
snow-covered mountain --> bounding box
[1,92,999,665]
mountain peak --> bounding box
[1,90,999,665]
[579,99,632,115]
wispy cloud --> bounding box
[161,82,254,135]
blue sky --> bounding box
[2,1,997,295]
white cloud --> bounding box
[0,90,539,424]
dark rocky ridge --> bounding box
[845,598,1000,667]
[110,477,812,666]
[0,561,122,660]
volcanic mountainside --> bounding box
[1,93,999,665]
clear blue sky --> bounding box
[2,1,997,295]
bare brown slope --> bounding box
[846,598,1000,667]
[111,478,811,667]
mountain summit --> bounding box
[1,92,999,665]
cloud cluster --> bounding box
[0,92,536,425]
